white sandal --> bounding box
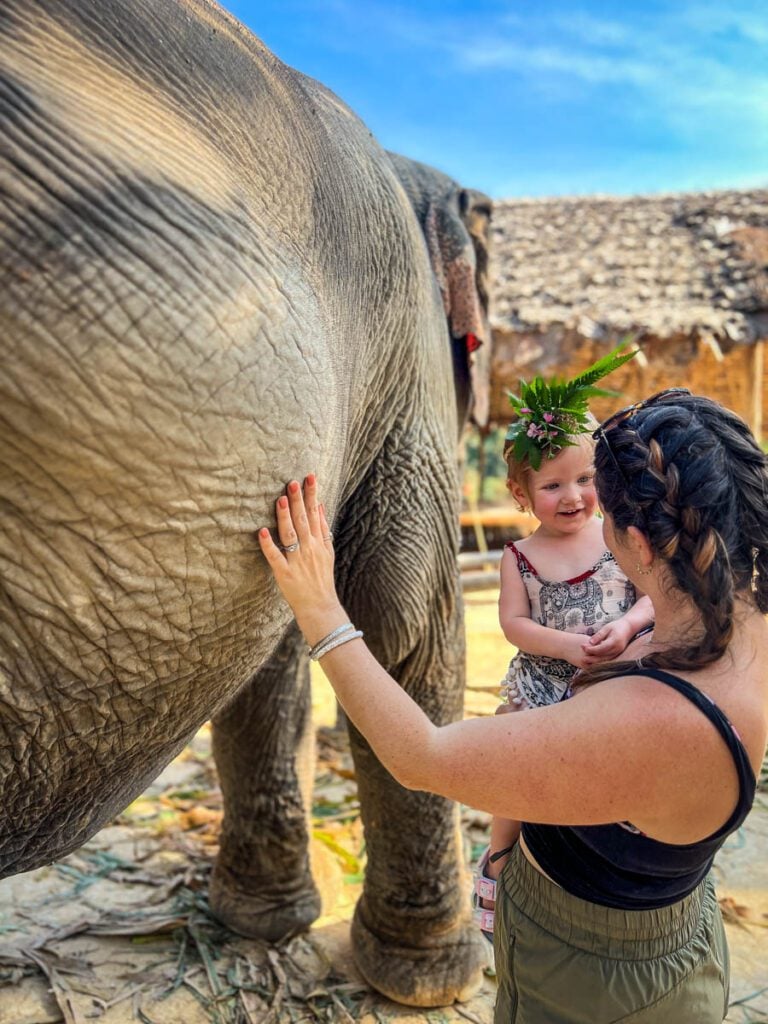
[472,846,496,940]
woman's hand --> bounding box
[258,475,347,646]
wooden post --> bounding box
[477,424,488,505]
[751,340,764,443]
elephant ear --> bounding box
[425,188,493,427]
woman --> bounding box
[258,389,768,1023]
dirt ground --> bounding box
[1,590,766,1024]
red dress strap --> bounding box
[505,540,539,576]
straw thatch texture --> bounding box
[489,189,768,433]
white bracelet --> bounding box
[308,622,354,659]
[311,629,364,661]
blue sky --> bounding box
[225,1,768,200]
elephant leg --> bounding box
[349,597,485,1007]
[208,622,321,942]
[334,445,485,1007]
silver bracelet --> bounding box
[311,629,364,661]
[308,622,354,660]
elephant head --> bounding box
[387,152,493,429]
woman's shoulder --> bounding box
[579,657,765,743]
[586,660,766,787]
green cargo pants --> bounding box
[494,843,730,1023]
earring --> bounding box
[635,562,653,576]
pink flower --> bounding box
[520,407,533,415]
[543,412,554,423]
[527,423,544,438]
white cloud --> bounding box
[267,0,768,193]
[676,2,768,45]
[461,40,658,87]
[403,4,768,142]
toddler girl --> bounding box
[474,350,654,941]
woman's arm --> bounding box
[257,477,440,790]
[257,478,737,842]
[499,548,593,668]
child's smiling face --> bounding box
[512,441,598,535]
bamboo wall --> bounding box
[489,328,766,442]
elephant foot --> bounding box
[208,864,321,944]
[351,899,486,1008]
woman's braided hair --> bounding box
[583,393,768,683]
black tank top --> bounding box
[522,667,757,910]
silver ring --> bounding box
[280,541,300,553]
[323,532,333,542]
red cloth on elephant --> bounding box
[424,204,489,423]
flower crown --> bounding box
[503,343,638,470]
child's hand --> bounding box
[563,632,603,670]
[581,619,633,663]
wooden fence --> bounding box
[458,549,502,592]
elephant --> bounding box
[0,0,493,1009]
[538,578,608,632]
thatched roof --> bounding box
[489,189,768,347]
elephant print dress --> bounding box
[500,541,637,709]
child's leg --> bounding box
[486,816,521,881]
[474,817,520,949]
[473,696,528,944]
[486,697,526,881]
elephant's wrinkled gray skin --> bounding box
[0,0,490,1007]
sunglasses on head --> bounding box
[592,387,691,479]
